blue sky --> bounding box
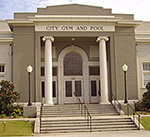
[0,0,150,20]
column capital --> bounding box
[42,36,54,42]
[96,36,109,42]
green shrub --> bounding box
[14,114,19,118]
[135,102,145,111]
[136,82,150,111]
[0,80,20,116]
[142,90,150,110]
[0,114,6,118]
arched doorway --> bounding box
[58,45,89,104]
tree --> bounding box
[136,82,150,111]
[0,80,20,115]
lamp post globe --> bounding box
[27,65,33,106]
[122,64,128,104]
[122,64,128,72]
[27,65,33,73]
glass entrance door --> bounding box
[64,77,83,103]
[90,76,101,103]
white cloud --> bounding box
[0,0,150,20]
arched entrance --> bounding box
[58,45,89,104]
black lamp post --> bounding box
[27,65,33,106]
[122,64,128,104]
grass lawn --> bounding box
[141,117,150,131]
[0,121,33,136]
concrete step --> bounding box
[41,118,132,124]
[41,112,119,117]
[41,124,136,129]
[41,119,133,125]
[41,122,135,127]
[40,127,138,134]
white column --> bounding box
[43,36,54,105]
[97,36,109,104]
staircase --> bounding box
[40,104,139,134]
[41,104,118,118]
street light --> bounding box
[27,65,33,106]
[122,64,128,104]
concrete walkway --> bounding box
[33,130,150,137]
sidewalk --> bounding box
[34,130,150,137]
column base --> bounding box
[99,101,110,104]
[44,102,54,106]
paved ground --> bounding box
[33,130,150,137]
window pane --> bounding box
[0,65,5,72]
[41,81,45,97]
[91,81,97,96]
[75,81,82,96]
[89,67,100,75]
[2,66,4,72]
[99,80,101,96]
[65,81,72,97]
[144,74,150,86]
[53,81,56,97]
[143,64,150,71]
[0,76,4,82]
[53,67,57,76]
[41,67,45,76]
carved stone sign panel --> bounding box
[35,25,115,32]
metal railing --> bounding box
[127,104,141,130]
[111,93,141,130]
[84,105,92,132]
[40,97,43,134]
[111,93,122,111]
[77,96,92,132]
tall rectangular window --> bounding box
[65,81,72,97]
[0,65,5,73]
[41,81,45,97]
[53,81,56,97]
[91,81,97,96]
[0,64,5,82]
[75,81,82,96]
[143,64,150,86]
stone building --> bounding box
[0,4,149,105]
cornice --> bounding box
[7,20,34,26]
[135,38,150,43]
[0,38,13,43]
[28,15,121,23]
[116,21,141,27]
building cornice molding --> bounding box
[29,15,121,23]
[136,38,150,43]
[116,21,141,27]
[0,38,13,43]
[7,15,141,29]
[7,20,34,26]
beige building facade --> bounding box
[0,4,148,104]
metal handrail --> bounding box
[78,97,84,116]
[40,97,43,134]
[111,93,122,110]
[76,94,92,133]
[127,104,141,130]
[84,105,92,132]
